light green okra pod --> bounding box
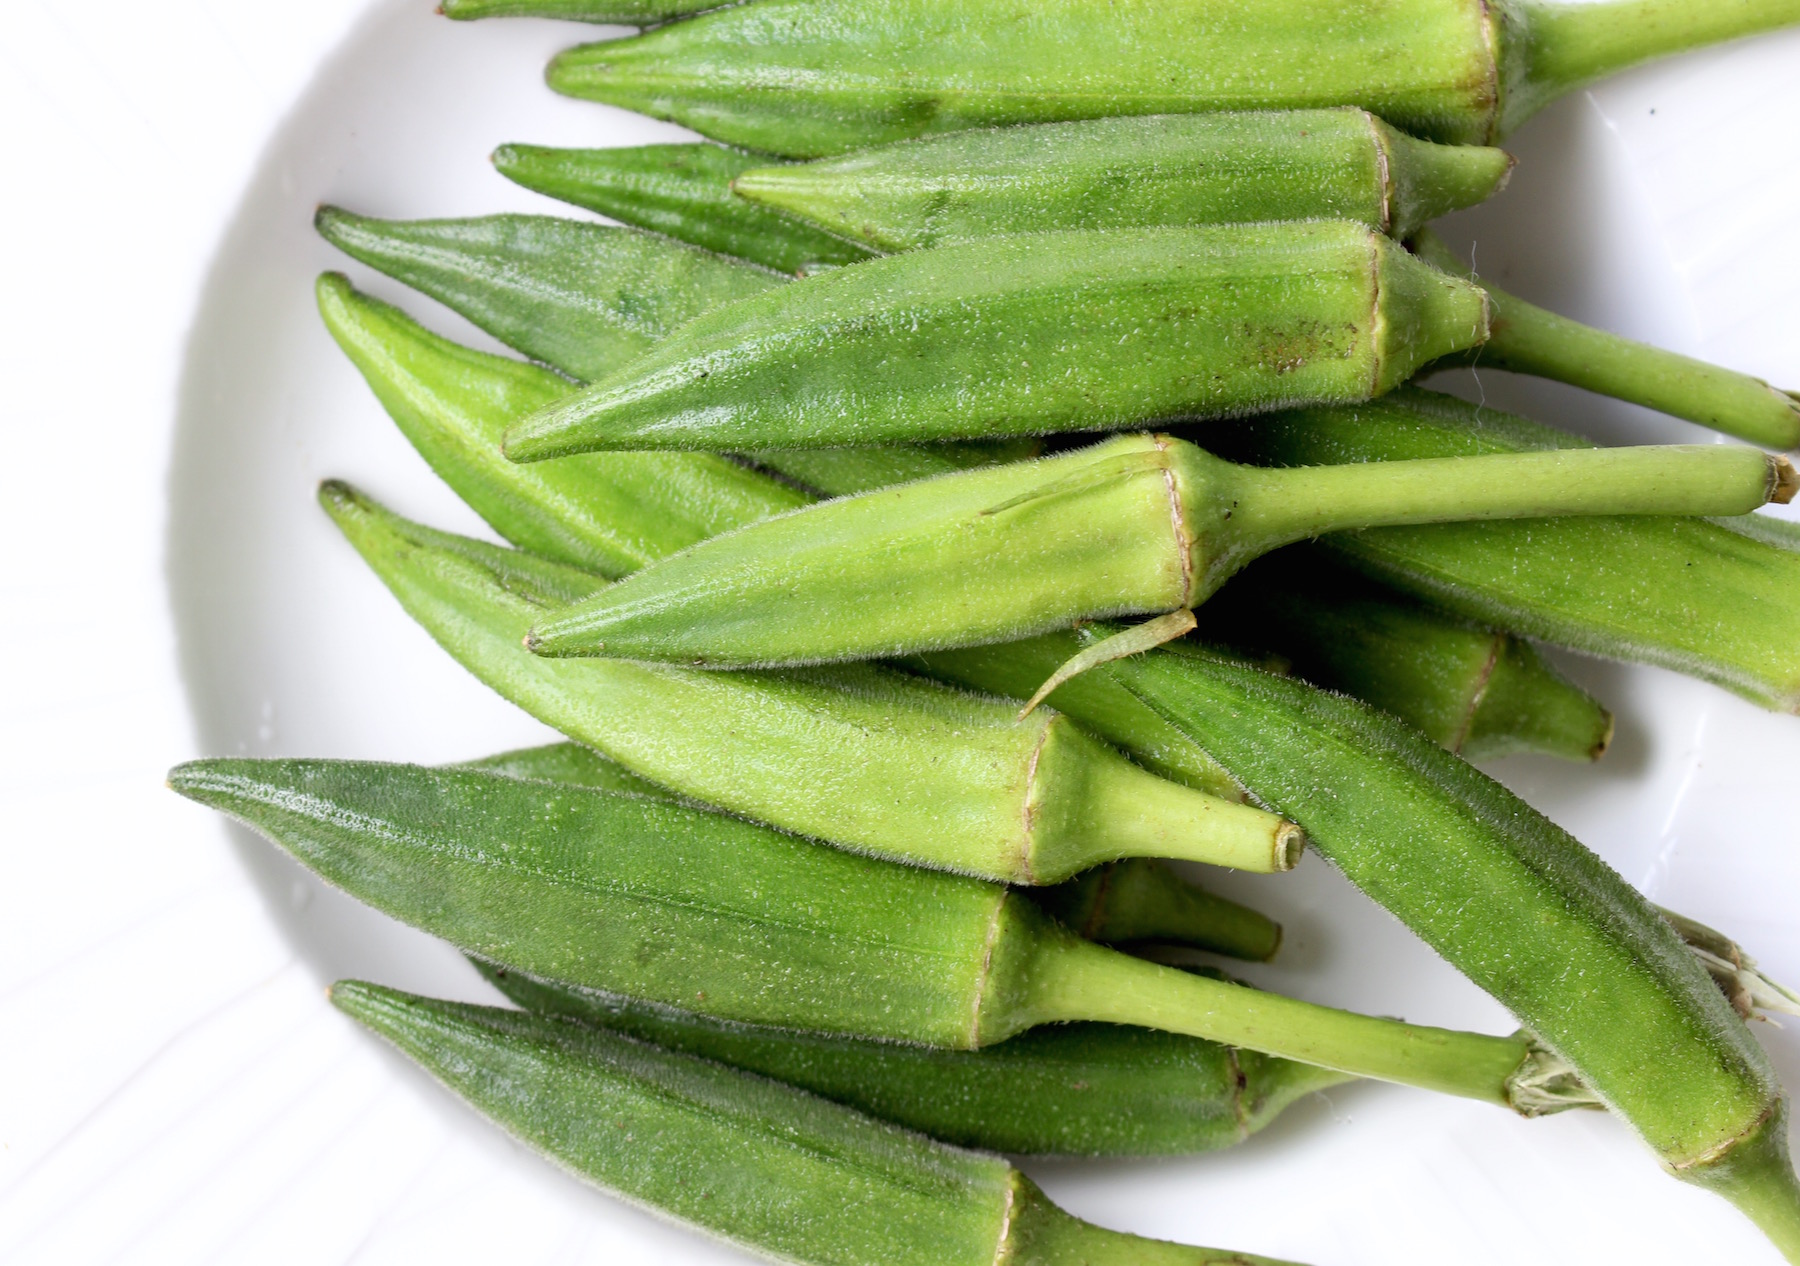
[732,110,1512,250]
[335,983,1304,1266]
[502,221,1491,456]
[1202,386,1800,712]
[464,740,1283,960]
[318,480,1299,878]
[177,758,1574,1108]
[523,432,1792,669]
[476,960,1343,1156]
[545,0,1800,155]
[492,142,875,275]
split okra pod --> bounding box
[335,983,1304,1266]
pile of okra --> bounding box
[174,2,1800,1261]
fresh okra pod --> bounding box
[544,0,1800,155]
[492,142,874,275]
[1408,229,1800,450]
[520,431,1793,669]
[476,960,1344,1156]
[731,110,1512,250]
[177,758,1587,1110]
[501,221,1491,456]
[335,982,1303,1266]
[321,480,1299,877]
[1203,386,1800,712]
[1197,553,1613,763]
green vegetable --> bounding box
[544,0,1800,156]
[476,960,1345,1156]
[493,142,873,274]
[440,0,714,21]
[335,982,1304,1265]
[177,757,1581,1108]
[733,110,1512,250]
[1203,386,1800,712]
[320,481,1299,878]
[522,432,1791,669]
[502,221,1491,456]
[465,741,1283,959]
[1197,553,1613,762]
[1412,229,1800,449]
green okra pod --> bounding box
[335,982,1303,1266]
[1197,553,1613,762]
[546,0,1800,155]
[476,961,1343,1156]
[522,431,1793,669]
[320,481,1300,878]
[1202,386,1800,711]
[502,221,1491,456]
[733,110,1512,251]
[178,757,1578,1109]
[492,142,874,275]
[1411,229,1800,450]
[466,740,1283,960]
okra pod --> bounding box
[320,481,1299,878]
[1411,229,1800,450]
[502,221,1491,456]
[1202,386,1800,711]
[466,740,1283,960]
[733,110,1512,250]
[177,758,1581,1109]
[522,432,1792,669]
[492,142,874,275]
[476,960,1344,1156]
[545,0,1800,155]
[334,982,1303,1266]
[1197,553,1613,762]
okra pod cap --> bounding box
[501,222,1490,456]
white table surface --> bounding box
[4,4,1800,1262]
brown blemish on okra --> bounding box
[1445,632,1505,755]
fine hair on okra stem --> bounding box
[474,959,1346,1156]
[174,756,1588,1113]
[317,479,1303,879]
[520,431,1795,671]
[500,221,1491,457]
[543,0,1800,156]
[333,982,1306,1266]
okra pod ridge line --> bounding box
[522,432,1793,670]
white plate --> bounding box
[146,4,1800,1262]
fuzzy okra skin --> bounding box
[1198,553,1613,762]
[492,142,874,275]
[1203,386,1800,712]
[477,961,1344,1156]
[1411,229,1800,450]
[335,984,1304,1266]
[523,432,1791,669]
[545,0,1800,156]
[735,110,1513,251]
[464,740,1283,960]
[503,221,1491,456]
[177,757,1555,1106]
[319,481,1300,879]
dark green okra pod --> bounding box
[320,481,1299,877]
[467,740,1283,960]
[492,142,873,274]
[335,983,1303,1266]
[546,0,1800,155]
[1202,386,1800,711]
[523,431,1792,669]
[177,758,1578,1108]
[732,110,1512,249]
[502,221,1491,455]
[1411,229,1800,450]
[477,961,1343,1155]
